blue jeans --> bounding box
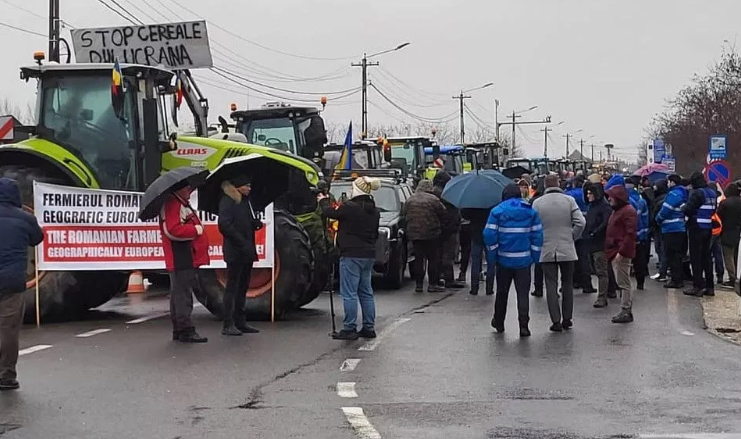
[470,241,495,290]
[654,231,667,277]
[339,257,376,332]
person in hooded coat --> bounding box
[584,182,613,308]
[718,183,741,288]
[218,175,263,337]
[484,184,543,337]
[605,185,638,324]
[682,171,718,297]
[650,179,669,282]
[320,176,381,340]
[532,174,586,332]
[402,179,446,293]
[0,178,43,391]
[432,170,465,289]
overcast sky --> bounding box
[1,0,739,161]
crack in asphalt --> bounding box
[0,424,21,436]
[227,292,453,411]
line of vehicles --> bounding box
[0,39,612,324]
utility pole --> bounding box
[599,151,603,162]
[494,99,499,142]
[563,133,572,158]
[498,113,551,158]
[511,111,518,153]
[351,53,379,139]
[591,143,595,163]
[579,138,585,160]
[48,0,60,62]
[451,92,472,143]
[541,126,553,157]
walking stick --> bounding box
[328,259,337,337]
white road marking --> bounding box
[342,407,381,439]
[681,330,696,336]
[19,345,52,356]
[640,434,741,439]
[75,328,112,338]
[337,382,358,398]
[126,312,170,324]
[358,318,411,351]
[341,359,361,371]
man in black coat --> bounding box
[433,171,465,289]
[584,182,612,308]
[218,176,263,336]
[718,183,741,288]
[0,178,43,391]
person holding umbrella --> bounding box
[140,167,211,343]
[218,176,263,336]
[160,184,210,343]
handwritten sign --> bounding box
[71,21,213,69]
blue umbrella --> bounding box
[441,170,513,209]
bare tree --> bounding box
[650,49,741,177]
[0,98,34,124]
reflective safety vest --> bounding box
[696,187,718,230]
[712,213,722,236]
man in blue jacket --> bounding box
[484,184,544,337]
[0,178,43,391]
[683,171,718,297]
[626,176,650,290]
[656,174,689,289]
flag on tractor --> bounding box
[175,74,183,109]
[111,59,124,117]
[336,121,353,170]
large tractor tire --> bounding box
[0,165,128,323]
[195,210,313,320]
[296,209,332,307]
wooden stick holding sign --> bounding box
[35,247,41,328]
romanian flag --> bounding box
[335,121,353,172]
[111,59,124,117]
[175,75,183,109]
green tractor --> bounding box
[0,58,329,322]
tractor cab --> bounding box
[386,136,438,181]
[18,62,174,192]
[505,157,555,176]
[322,140,384,176]
[423,145,466,176]
[230,102,328,163]
[464,141,505,170]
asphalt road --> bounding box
[2,273,740,439]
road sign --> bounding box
[709,135,727,160]
[0,116,14,141]
[703,159,731,187]
[653,139,665,163]
[663,158,676,173]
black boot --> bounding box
[683,287,704,297]
[611,309,634,324]
[222,324,242,336]
[177,328,208,343]
[485,278,494,296]
[235,322,260,334]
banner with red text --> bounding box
[33,182,274,271]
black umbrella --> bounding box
[138,167,209,221]
[501,165,531,180]
[197,154,299,215]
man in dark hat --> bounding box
[218,175,263,336]
[682,171,718,297]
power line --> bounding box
[0,20,46,37]
[207,68,360,104]
[163,0,355,61]
[96,0,139,25]
[118,0,158,23]
[211,66,359,96]
[0,0,45,20]
[370,83,458,124]
[377,66,450,99]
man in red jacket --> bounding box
[605,185,637,324]
[160,186,210,343]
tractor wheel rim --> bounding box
[214,250,280,298]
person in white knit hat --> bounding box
[318,176,381,340]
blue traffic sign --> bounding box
[709,135,727,160]
[704,160,731,186]
[653,139,665,163]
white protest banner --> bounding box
[33,182,273,271]
[70,21,213,69]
